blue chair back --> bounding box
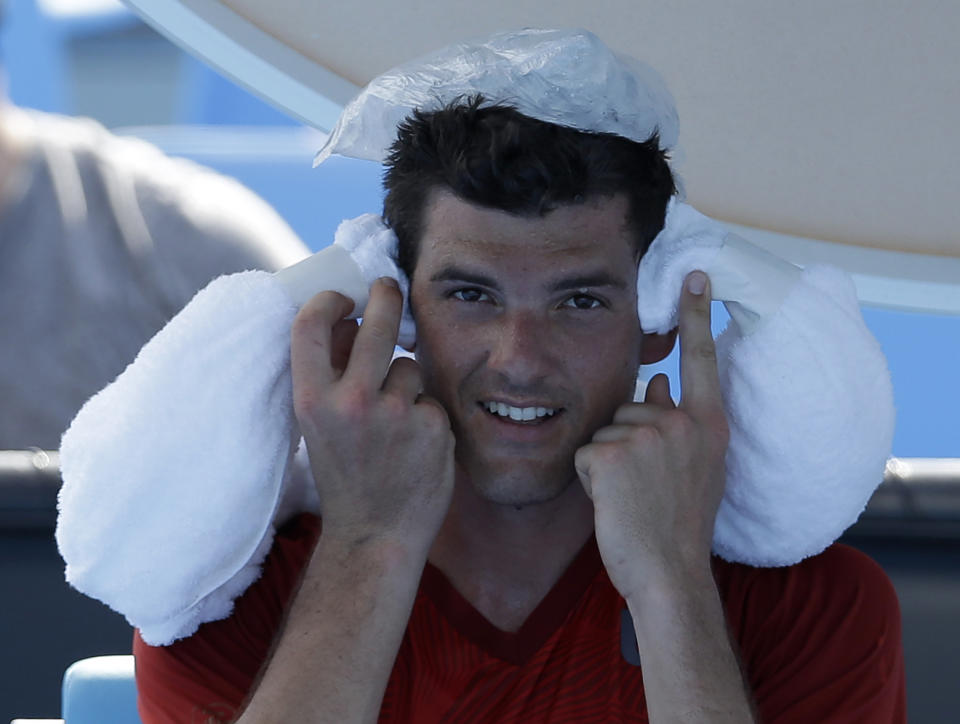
[61,655,140,724]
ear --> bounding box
[640,328,677,365]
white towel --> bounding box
[712,265,894,564]
[57,216,408,644]
[57,271,303,644]
[637,201,894,565]
[57,209,894,645]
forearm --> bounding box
[627,567,756,724]
[236,535,425,724]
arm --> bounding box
[576,271,755,723]
[236,531,425,723]
[238,279,455,723]
[625,565,755,723]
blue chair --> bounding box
[10,655,141,724]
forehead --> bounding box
[415,189,637,274]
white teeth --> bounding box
[484,401,557,420]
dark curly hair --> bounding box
[382,95,676,280]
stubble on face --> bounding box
[410,190,643,509]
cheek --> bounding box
[413,312,468,394]
[569,314,642,365]
[568,324,642,401]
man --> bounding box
[134,96,905,723]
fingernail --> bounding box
[379,276,399,289]
[686,271,707,296]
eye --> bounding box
[450,288,491,303]
[562,293,604,310]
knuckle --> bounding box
[293,388,324,425]
[335,387,374,421]
[708,411,731,447]
[574,448,594,481]
[362,317,397,343]
[658,412,701,446]
[290,308,320,340]
[380,393,408,419]
[590,427,612,444]
[684,298,710,319]
[628,425,661,448]
[416,397,450,429]
[613,402,641,423]
[294,291,349,327]
[655,408,683,430]
[690,341,718,364]
[442,426,457,451]
[595,442,631,467]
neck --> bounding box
[428,472,595,632]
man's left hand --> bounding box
[574,270,730,600]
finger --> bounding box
[644,373,675,409]
[591,424,643,443]
[290,291,356,388]
[410,393,453,434]
[678,271,724,411]
[330,319,359,375]
[382,356,423,400]
[574,446,594,500]
[343,278,403,388]
[612,401,667,426]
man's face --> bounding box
[410,189,644,506]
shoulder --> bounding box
[797,543,898,602]
[716,545,906,722]
[23,109,309,271]
[716,543,901,645]
[717,542,897,604]
[728,543,899,614]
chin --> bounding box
[461,455,578,507]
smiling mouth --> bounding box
[479,401,563,424]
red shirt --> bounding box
[135,513,905,723]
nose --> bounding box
[484,310,557,386]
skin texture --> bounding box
[237,191,754,723]
[412,191,648,506]
[416,191,674,631]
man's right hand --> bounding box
[236,279,451,723]
[290,277,455,558]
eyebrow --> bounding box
[429,266,500,288]
[547,272,629,293]
[429,265,629,292]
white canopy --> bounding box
[123,0,960,313]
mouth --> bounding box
[479,400,564,425]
